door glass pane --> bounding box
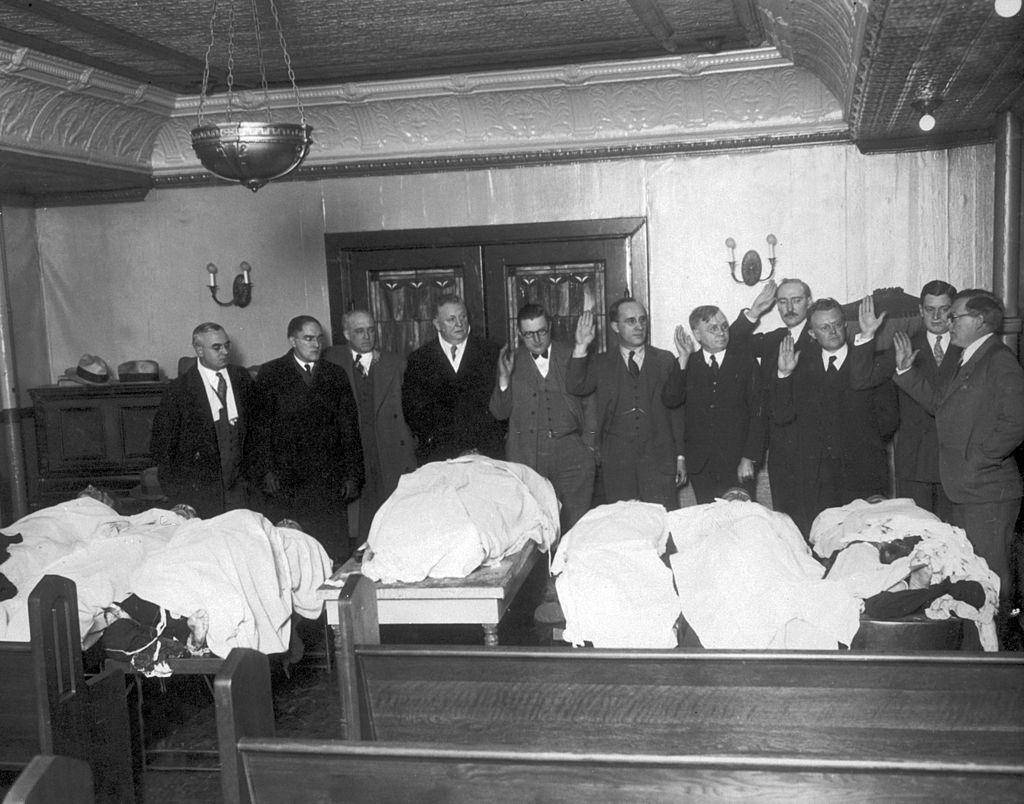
[506,262,606,352]
[369,268,464,354]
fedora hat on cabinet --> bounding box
[63,354,111,385]
[117,360,160,382]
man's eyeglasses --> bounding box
[520,329,549,340]
[947,312,977,323]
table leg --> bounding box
[482,624,499,646]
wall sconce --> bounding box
[726,234,777,285]
[912,98,942,132]
[206,261,253,307]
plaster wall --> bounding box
[33,140,994,385]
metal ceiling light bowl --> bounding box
[191,0,313,192]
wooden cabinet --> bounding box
[29,383,167,508]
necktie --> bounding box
[709,353,719,374]
[627,350,640,378]
[215,372,228,420]
[355,353,367,376]
[450,344,458,363]
[933,335,945,364]
[302,363,313,385]
[827,355,838,374]
[533,349,548,360]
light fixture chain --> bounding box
[225,0,237,122]
[267,0,306,125]
[197,0,220,126]
[250,0,271,123]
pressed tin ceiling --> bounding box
[0,0,1021,200]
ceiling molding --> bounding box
[154,50,844,178]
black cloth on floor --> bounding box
[863,578,986,619]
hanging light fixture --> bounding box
[191,0,313,192]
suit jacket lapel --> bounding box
[373,354,397,414]
[187,367,218,438]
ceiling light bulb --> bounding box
[994,0,1022,18]
[918,113,936,132]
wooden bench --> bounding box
[2,755,93,804]
[216,645,1024,803]
[214,574,1024,802]
[0,576,134,803]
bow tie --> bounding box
[533,349,548,360]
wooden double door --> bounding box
[325,219,648,357]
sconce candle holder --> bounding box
[206,261,253,307]
[726,234,778,286]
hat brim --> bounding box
[62,368,109,385]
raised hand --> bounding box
[497,344,515,382]
[674,325,695,366]
[858,294,887,340]
[893,331,918,372]
[737,457,755,483]
[749,279,778,318]
[574,310,596,355]
[777,333,799,377]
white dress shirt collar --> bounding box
[821,343,849,370]
[959,332,993,367]
[196,362,238,423]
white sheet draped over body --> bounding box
[0,499,332,654]
[361,455,559,584]
[667,501,864,650]
[552,501,679,649]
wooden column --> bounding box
[993,111,1022,356]
[0,209,29,521]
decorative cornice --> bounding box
[154,50,845,178]
[0,44,176,113]
[152,129,852,189]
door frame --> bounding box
[324,218,648,343]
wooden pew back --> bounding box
[217,648,1024,804]
[0,576,133,803]
[337,574,1024,765]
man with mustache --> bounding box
[729,278,815,521]
[402,295,504,465]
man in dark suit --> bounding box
[893,290,1024,605]
[324,309,416,546]
[151,322,256,519]
[892,280,960,519]
[251,315,363,561]
[676,305,765,503]
[402,295,504,464]
[772,298,898,536]
[729,278,815,518]
[489,303,596,531]
[566,299,685,510]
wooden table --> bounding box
[317,543,540,646]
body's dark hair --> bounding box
[517,303,548,326]
[688,305,721,330]
[955,289,1003,332]
[287,315,322,338]
[608,297,644,322]
[806,297,842,319]
[919,280,957,303]
[776,278,812,299]
[191,322,225,346]
[434,294,465,317]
